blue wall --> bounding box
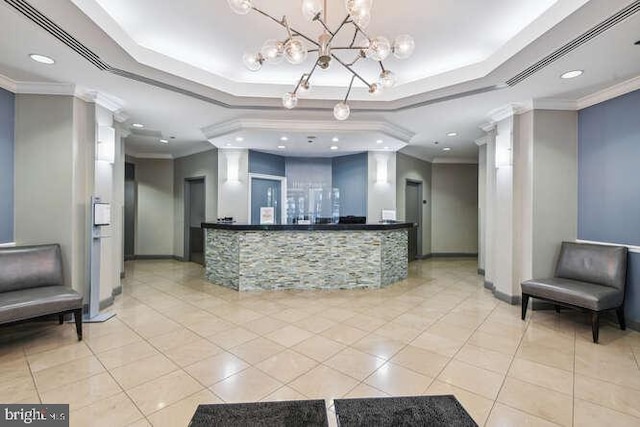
[249,150,285,176]
[332,153,367,216]
[0,88,14,244]
[578,89,640,326]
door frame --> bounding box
[405,179,423,256]
[183,176,206,262]
[248,173,287,225]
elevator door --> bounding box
[405,180,422,261]
[186,179,205,265]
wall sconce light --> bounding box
[226,152,240,182]
[494,130,513,167]
[376,155,388,184]
[96,126,115,164]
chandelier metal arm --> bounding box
[349,28,359,48]
[345,53,364,67]
[344,75,356,102]
[330,53,372,87]
[251,6,320,47]
[330,46,368,50]
[314,16,334,36]
[326,16,351,45]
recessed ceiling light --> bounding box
[383,146,390,150]
[280,136,288,141]
[225,143,232,146]
[332,137,339,142]
[376,139,383,144]
[160,139,168,144]
[235,136,244,142]
[447,132,458,137]
[330,146,339,150]
[443,147,451,151]
[29,54,55,64]
[277,145,286,149]
[560,70,583,79]
[132,123,144,128]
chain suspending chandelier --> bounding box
[227,0,415,120]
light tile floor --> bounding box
[2,258,640,426]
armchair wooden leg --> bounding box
[521,294,529,321]
[591,311,599,344]
[73,309,83,341]
[616,307,626,331]
[554,305,561,313]
[58,314,64,325]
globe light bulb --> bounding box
[379,70,396,88]
[345,0,373,15]
[368,83,382,96]
[365,36,391,61]
[393,34,415,59]
[227,0,253,15]
[261,39,284,63]
[242,52,263,71]
[333,102,351,120]
[282,92,298,109]
[350,8,371,29]
[284,38,308,65]
[299,79,311,95]
[302,0,323,21]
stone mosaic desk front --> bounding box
[202,223,412,291]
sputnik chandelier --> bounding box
[227,0,415,120]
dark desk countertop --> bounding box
[201,222,415,231]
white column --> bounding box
[218,149,249,223]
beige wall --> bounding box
[14,95,94,293]
[173,149,218,258]
[134,158,174,256]
[531,110,578,277]
[431,163,479,254]
[396,152,432,256]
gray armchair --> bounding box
[521,241,628,343]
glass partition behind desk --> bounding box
[286,181,340,224]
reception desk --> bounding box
[201,222,413,291]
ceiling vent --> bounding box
[5,0,109,70]
[506,0,640,86]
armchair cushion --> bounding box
[0,286,82,324]
[521,277,623,311]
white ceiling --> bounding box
[0,0,639,162]
[72,0,589,100]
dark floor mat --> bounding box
[188,399,328,427]
[333,395,477,427]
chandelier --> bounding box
[227,0,415,120]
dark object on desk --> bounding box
[333,395,477,427]
[521,241,628,343]
[0,244,83,340]
[339,216,366,224]
[189,399,328,427]
[314,217,332,224]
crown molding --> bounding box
[577,74,640,110]
[487,103,529,123]
[479,122,496,133]
[432,157,479,164]
[15,82,76,96]
[173,143,216,159]
[526,98,578,112]
[0,74,17,93]
[475,136,490,146]
[202,118,416,143]
[125,152,173,159]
